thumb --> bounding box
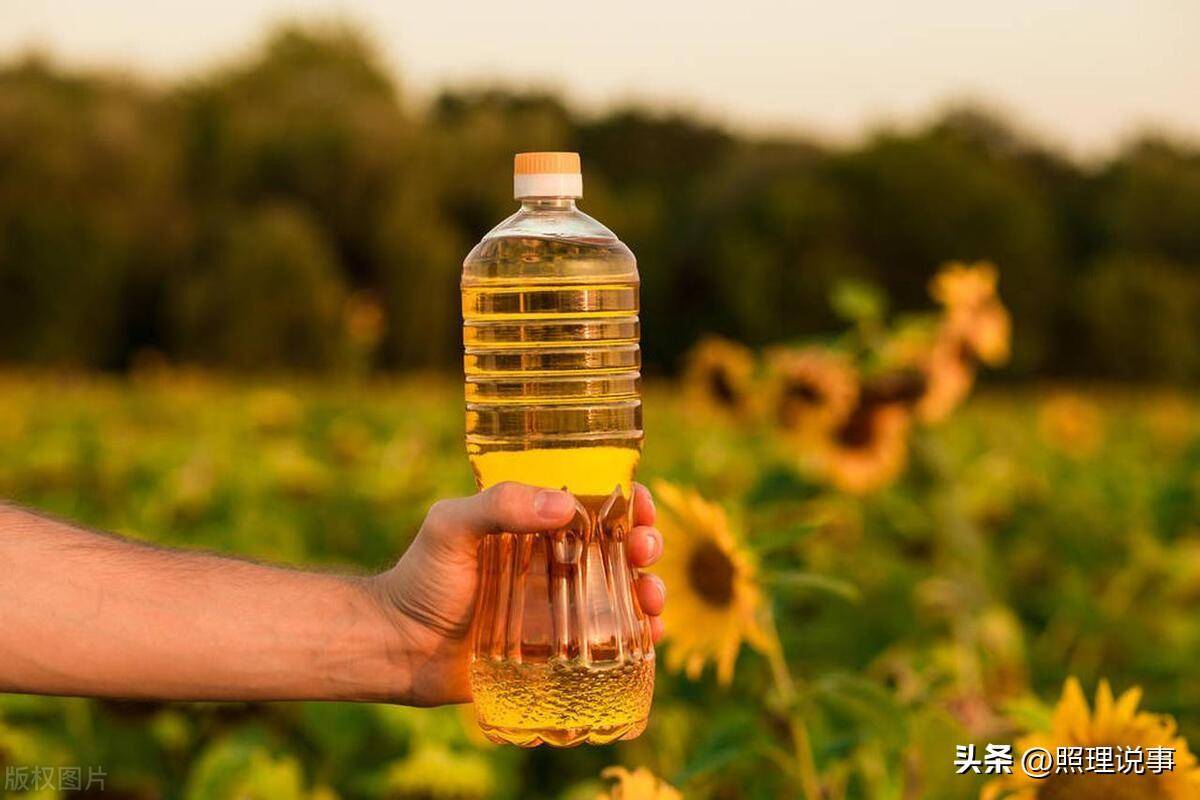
[426,482,578,542]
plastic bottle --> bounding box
[461,152,653,747]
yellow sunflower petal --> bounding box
[682,336,758,417]
[1113,686,1142,724]
[598,767,682,800]
[929,261,999,310]
[987,677,1200,799]
[1093,679,1116,739]
[651,480,768,686]
[1059,677,1093,742]
[812,401,912,493]
[766,346,859,438]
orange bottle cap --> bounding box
[514,152,581,175]
[513,152,583,199]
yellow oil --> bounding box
[469,655,654,747]
[462,222,652,746]
[461,234,643,495]
[469,447,639,496]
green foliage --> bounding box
[764,571,862,604]
[385,746,496,799]
[173,205,349,369]
[830,279,886,328]
[1078,255,1200,380]
[185,735,309,800]
[0,376,1197,798]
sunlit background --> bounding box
[1,5,1199,799]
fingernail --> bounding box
[650,532,663,561]
[640,484,656,517]
[534,490,574,520]
[653,575,667,602]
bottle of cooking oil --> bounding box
[462,152,653,747]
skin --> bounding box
[0,482,665,707]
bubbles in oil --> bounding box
[470,655,654,747]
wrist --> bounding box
[315,574,415,703]
[358,568,473,707]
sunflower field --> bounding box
[2,264,1200,799]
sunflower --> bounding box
[930,260,1001,311]
[983,678,1200,800]
[959,299,1012,367]
[916,329,977,424]
[810,396,912,494]
[682,336,758,417]
[652,480,771,685]
[876,317,976,424]
[766,346,859,439]
[596,767,682,800]
[930,261,1012,368]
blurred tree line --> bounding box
[2,23,1199,380]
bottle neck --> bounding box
[520,197,578,212]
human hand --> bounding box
[369,482,665,706]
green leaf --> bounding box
[765,571,862,603]
[185,734,288,800]
[748,522,821,553]
[906,707,977,798]
[809,673,909,749]
[746,466,822,505]
[1001,694,1052,734]
[830,279,886,324]
[385,746,496,799]
[672,712,763,784]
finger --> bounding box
[427,482,577,539]
[636,574,666,616]
[633,483,655,527]
[649,615,665,644]
[626,525,662,568]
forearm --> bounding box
[0,504,412,703]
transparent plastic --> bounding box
[462,197,653,747]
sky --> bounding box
[2,1,1198,157]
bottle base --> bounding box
[477,716,649,748]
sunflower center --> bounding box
[686,541,736,608]
[835,404,877,450]
[778,380,823,426]
[708,368,739,408]
[1035,771,1164,800]
[863,370,927,406]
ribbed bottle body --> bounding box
[463,228,653,747]
[463,234,642,493]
